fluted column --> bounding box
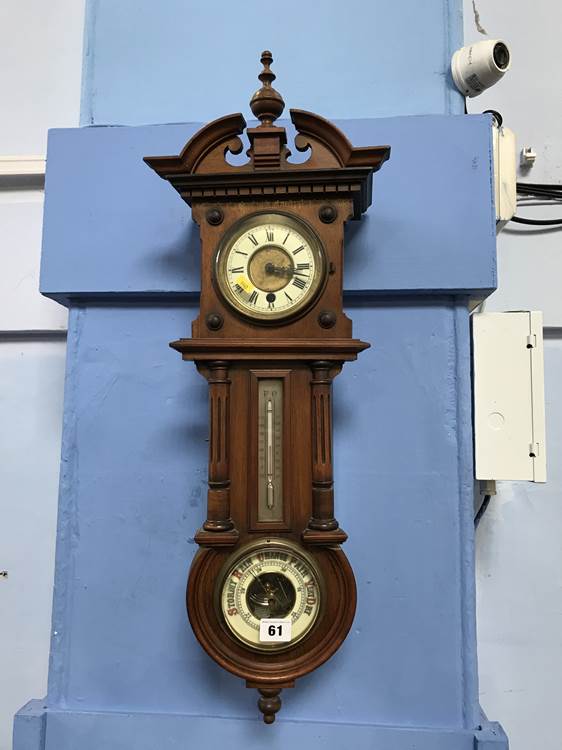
[203,361,234,533]
[308,361,339,532]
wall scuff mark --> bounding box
[472,0,488,34]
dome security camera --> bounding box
[451,40,511,97]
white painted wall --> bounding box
[463,2,562,749]
[464,0,562,327]
[0,341,67,748]
[0,1,85,156]
[0,191,66,332]
[476,337,562,748]
[0,2,85,749]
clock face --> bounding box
[218,540,322,651]
[215,212,326,322]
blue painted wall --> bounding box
[40,115,495,302]
[43,300,474,727]
[81,0,464,126]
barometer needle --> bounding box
[250,569,277,598]
[276,574,290,605]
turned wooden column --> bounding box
[307,361,340,532]
[202,361,234,533]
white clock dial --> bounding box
[219,540,322,651]
[215,213,326,321]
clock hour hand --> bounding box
[264,262,291,277]
[264,263,308,278]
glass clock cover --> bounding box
[215,212,326,321]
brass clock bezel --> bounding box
[215,538,324,653]
[214,211,327,324]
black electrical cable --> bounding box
[517,187,562,201]
[517,181,562,191]
[511,181,562,224]
[517,190,562,203]
[474,495,491,528]
[511,215,562,226]
[483,109,503,127]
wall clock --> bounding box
[144,51,390,723]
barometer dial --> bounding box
[219,541,322,651]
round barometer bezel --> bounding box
[215,538,324,652]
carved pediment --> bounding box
[144,51,390,218]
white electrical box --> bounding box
[472,311,546,482]
[491,123,517,231]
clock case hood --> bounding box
[145,107,389,352]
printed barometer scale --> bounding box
[145,51,390,722]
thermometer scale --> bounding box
[257,379,283,522]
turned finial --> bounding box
[257,687,282,724]
[249,50,285,126]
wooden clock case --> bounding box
[144,52,390,723]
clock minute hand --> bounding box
[265,263,308,278]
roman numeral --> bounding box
[229,266,244,273]
[283,232,290,244]
[284,292,293,302]
[248,233,258,246]
[292,277,306,290]
[296,262,310,270]
[234,284,244,295]
[248,290,259,305]
[235,250,248,256]
[266,228,274,242]
[292,245,305,255]
[268,300,275,310]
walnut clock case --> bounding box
[144,51,390,723]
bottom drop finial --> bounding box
[257,687,282,724]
